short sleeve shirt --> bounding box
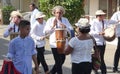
[69,37,94,63]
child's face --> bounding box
[37,18,43,24]
[12,16,21,25]
[20,25,30,37]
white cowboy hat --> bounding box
[35,12,46,19]
[75,18,90,28]
[95,10,106,15]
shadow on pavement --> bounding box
[44,50,52,55]
[106,66,120,73]
[39,65,71,74]
[0,38,9,60]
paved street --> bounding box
[0,25,120,74]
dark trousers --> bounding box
[36,47,49,72]
[97,45,106,74]
[50,48,65,74]
[114,37,120,69]
[72,62,92,74]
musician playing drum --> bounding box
[43,6,74,74]
[89,10,109,74]
[3,11,22,40]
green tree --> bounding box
[39,0,84,25]
[2,5,15,24]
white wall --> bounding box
[89,0,99,16]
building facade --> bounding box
[84,0,119,19]
[0,0,119,18]
[0,0,119,24]
[0,0,39,12]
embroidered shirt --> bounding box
[69,37,94,63]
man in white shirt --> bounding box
[29,3,40,28]
[90,10,108,74]
[30,12,49,74]
[110,11,120,73]
[43,6,74,74]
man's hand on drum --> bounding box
[60,23,66,28]
[52,18,66,28]
[40,36,46,40]
[52,18,57,29]
[99,31,105,36]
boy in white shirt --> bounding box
[30,12,49,74]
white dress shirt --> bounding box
[30,21,46,47]
[43,17,74,48]
[3,22,19,38]
[30,8,40,28]
[90,19,109,45]
[110,11,120,37]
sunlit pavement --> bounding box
[0,25,119,74]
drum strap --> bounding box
[102,20,104,31]
[14,24,19,32]
[102,20,107,44]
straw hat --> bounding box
[9,10,22,20]
[10,10,22,18]
[75,18,90,28]
[95,10,106,15]
[35,12,46,19]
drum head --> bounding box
[55,28,66,30]
[103,26,115,42]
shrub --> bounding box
[39,0,84,25]
[2,5,15,24]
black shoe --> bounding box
[47,71,52,74]
[113,67,118,72]
[102,72,106,74]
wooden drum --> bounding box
[10,32,19,40]
[55,28,66,54]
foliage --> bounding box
[2,5,15,24]
[39,0,85,25]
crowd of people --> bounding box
[2,2,120,74]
